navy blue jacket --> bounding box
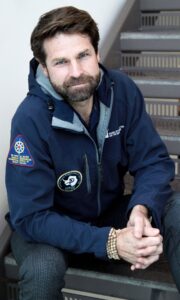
[6,59,174,259]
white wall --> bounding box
[0,0,134,235]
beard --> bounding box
[49,72,100,103]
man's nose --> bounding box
[69,61,83,78]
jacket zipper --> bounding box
[97,160,102,216]
[83,85,114,216]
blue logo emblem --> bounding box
[7,135,34,167]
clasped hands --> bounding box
[116,205,163,270]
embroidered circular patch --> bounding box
[14,140,25,154]
[57,171,82,192]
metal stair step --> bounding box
[122,71,179,79]
[140,11,180,31]
[153,121,180,156]
[140,0,180,11]
[120,52,180,76]
[144,99,180,156]
[120,32,180,51]
[145,99,180,124]
[162,137,180,156]
[132,77,180,99]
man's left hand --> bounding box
[127,205,163,270]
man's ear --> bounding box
[39,63,48,77]
[35,57,48,77]
[97,51,100,63]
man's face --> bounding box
[41,33,100,103]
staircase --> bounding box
[118,0,180,190]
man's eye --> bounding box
[55,59,68,65]
[79,52,89,59]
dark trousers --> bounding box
[11,233,68,300]
[163,191,180,293]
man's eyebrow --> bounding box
[76,49,92,57]
[78,49,91,54]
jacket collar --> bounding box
[28,58,114,129]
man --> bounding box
[6,6,175,300]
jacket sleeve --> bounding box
[125,85,175,230]
[6,106,110,259]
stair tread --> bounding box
[159,131,180,138]
[132,78,180,99]
[132,77,180,85]
[124,72,179,79]
[120,32,180,51]
[140,0,180,11]
[121,32,180,39]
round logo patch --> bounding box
[57,171,82,192]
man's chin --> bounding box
[66,88,92,102]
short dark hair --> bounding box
[30,6,100,64]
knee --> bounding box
[20,245,67,284]
[163,192,180,230]
[163,192,180,253]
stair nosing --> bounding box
[120,32,180,39]
[133,78,180,85]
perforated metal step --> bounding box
[145,98,180,164]
[145,99,180,135]
[5,283,127,300]
[120,52,180,77]
[140,11,180,31]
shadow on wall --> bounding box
[103,0,138,68]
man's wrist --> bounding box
[106,228,121,260]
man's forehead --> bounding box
[43,33,93,59]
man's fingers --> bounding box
[133,216,144,239]
[143,226,160,237]
[137,243,163,257]
[116,227,162,269]
[133,217,161,239]
[131,254,160,270]
[137,235,163,250]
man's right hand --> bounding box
[116,227,163,270]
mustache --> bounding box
[64,75,92,87]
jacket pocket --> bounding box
[83,154,92,194]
